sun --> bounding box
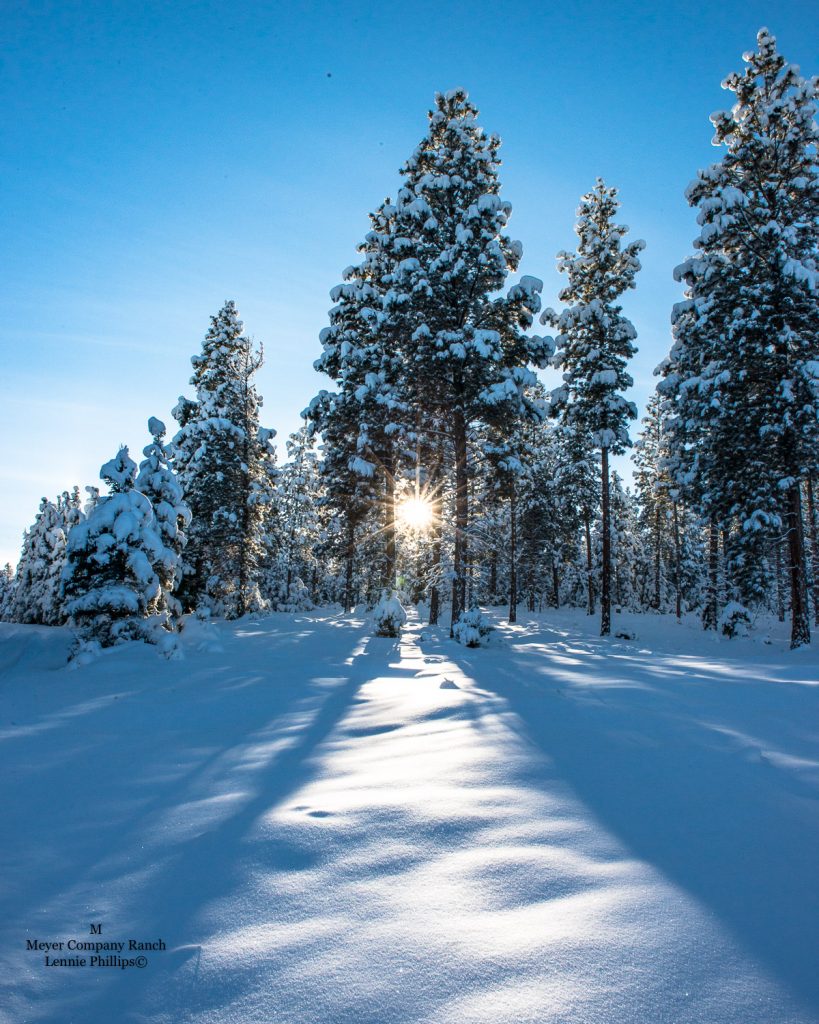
[397,495,434,531]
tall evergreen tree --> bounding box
[542,179,644,635]
[379,89,550,630]
[660,29,819,647]
[173,301,277,617]
[312,200,408,592]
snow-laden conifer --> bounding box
[659,28,819,647]
[312,200,408,591]
[307,389,378,612]
[62,447,167,649]
[378,89,551,630]
[9,497,70,625]
[542,180,644,636]
[136,417,190,619]
[0,563,15,621]
[372,590,407,637]
[270,422,322,609]
[173,301,277,618]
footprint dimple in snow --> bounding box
[307,810,333,818]
[440,679,459,690]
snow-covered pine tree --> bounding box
[9,496,70,625]
[62,447,167,649]
[661,29,819,647]
[480,384,552,621]
[482,426,526,623]
[307,389,379,612]
[516,422,574,612]
[56,487,84,535]
[313,200,409,592]
[136,417,190,620]
[608,472,642,612]
[270,421,322,609]
[0,563,15,620]
[172,301,277,618]
[379,89,550,631]
[553,424,600,615]
[633,394,675,611]
[542,179,644,636]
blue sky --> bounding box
[1,0,817,566]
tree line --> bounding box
[1,28,817,650]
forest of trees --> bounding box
[2,29,817,650]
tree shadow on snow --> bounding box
[448,626,819,1015]
[5,621,414,1024]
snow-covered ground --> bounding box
[1,608,818,1024]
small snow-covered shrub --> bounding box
[270,577,314,613]
[63,447,168,651]
[453,607,493,648]
[372,590,407,638]
[719,602,752,638]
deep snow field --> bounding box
[1,606,818,1024]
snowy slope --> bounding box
[1,609,818,1024]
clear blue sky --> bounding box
[1,0,817,566]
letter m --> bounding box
[90,924,102,934]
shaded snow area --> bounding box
[1,610,818,1024]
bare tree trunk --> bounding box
[672,502,682,620]
[450,409,469,636]
[785,484,810,648]
[653,505,662,610]
[552,564,560,609]
[806,474,819,627]
[344,516,355,614]
[428,450,444,626]
[383,452,396,591]
[702,520,719,631]
[600,447,611,636]
[508,486,517,623]
[584,510,595,615]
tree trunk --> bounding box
[583,510,595,615]
[552,564,560,609]
[428,450,444,626]
[600,447,611,636]
[383,452,396,590]
[466,474,475,610]
[344,516,356,614]
[785,484,810,648]
[450,409,469,636]
[653,505,662,610]
[672,502,682,620]
[489,551,497,600]
[806,474,819,627]
[702,520,719,631]
[508,485,517,623]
